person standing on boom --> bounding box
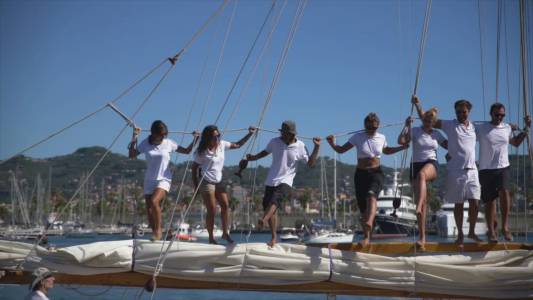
[327,113,407,247]
[192,125,256,244]
[475,102,531,242]
[245,120,320,247]
[397,109,447,251]
[129,120,199,241]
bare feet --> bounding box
[267,239,276,247]
[222,233,234,244]
[358,238,370,248]
[455,233,464,248]
[209,239,218,245]
[487,231,498,243]
[257,219,265,231]
[415,240,426,252]
[467,233,482,243]
[502,230,513,242]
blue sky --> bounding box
[1,0,531,167]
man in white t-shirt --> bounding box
[413,96,481,246]
[475,103,531,242]
[246,121,320,247]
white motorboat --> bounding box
[191,225,223,239]
[279,227,300,242]
[374,171,418,235]
[435,202,488,238]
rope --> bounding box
[168,0,231,63]
[412,0,432,96]
[478,0,487,118]
[197,0,238,127]
[18,62,177,270]
[64,285,114,297]
[496,0,502,102]
[221,0,287,131]
[214,0,277,125]
[519,0,531,240]
[146,2,291,298]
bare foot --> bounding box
[455,233,464,248]
[358,238,370,248]
[209,239,218,245]
[222,233,234,244]
[502,230,513,242]
[267,239,276,247]
[467,233,482,243]
[415,240,426,252]
[257,219,265,230]
[487,231,498,243]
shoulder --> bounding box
[221,140,232,148]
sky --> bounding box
[1,0,532,168]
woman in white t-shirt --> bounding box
[327,113,407,247]
[398,109,447,250]
[129,120,199,241]
[192,125,256,244]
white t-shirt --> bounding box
[475,121,513,170]
[440,119,477,170]
[348,131,388,159]
[193,140,231,183]
[264,137,309,187]
[411,126,446,162]
[25,291,50,300]
[138,137,178,181]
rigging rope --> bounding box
[519,0,532,240]
[214,1,278,125]
[496,0,502,102]
[478,0,487,118]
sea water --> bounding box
[2,233,531,300]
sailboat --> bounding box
[1,0,532,299]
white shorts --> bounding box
[144,179,171,195]
[444,169,481,203]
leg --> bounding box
[359,195,377,247]
[216,188,234,243]
[260,202,278,229]
[145,195,153,231]
[149,188,167,240]
[415,164,437,249]
[485,199,497,242]
[203,191,217,244]
[267,210,278,247]
[499,189,513,241]
[467,199,481,242]
[453,203,464,246]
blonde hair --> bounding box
[424,107,438,124]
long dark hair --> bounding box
[148,120,168,145]
[196,125,219,155]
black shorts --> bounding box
[354,167,384,214]
[409,160,439,181]
[479,167,511,203]
[262,183,291,211]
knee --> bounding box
[219,202,229,211]
[417,172,427,182]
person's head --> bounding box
[489,102,506,125]
[364,113,380,134]
[279,120,297,143]
[197,125,220,154]
[149,120,168,144]
[454,99,472,123]
[422,107,439,128]
[30,267,54,293]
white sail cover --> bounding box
[0,240,531,298]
